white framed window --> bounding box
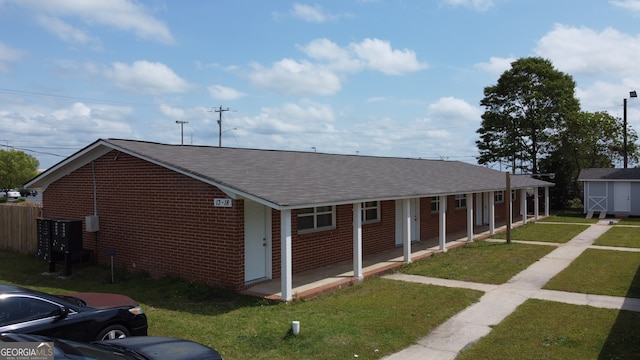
[297,206,336,233]
[511,190,517,202]
[361,201,380,223]
[495,191,504,203]
[431,196,440,212]
[455,194,466,209]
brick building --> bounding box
[26,139,552,301]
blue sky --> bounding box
[1,0,640,169]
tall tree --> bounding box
[0,150,40,190]
[476,57,581,174]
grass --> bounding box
[537,215,598,224]
[3,219,639,359]
[594,226,640,248]
[458,299,640,360]
[401,240,555,284]
[490,222,589,243]
[616,217,640,225]
[544,249,640,298]
[0,250,482,360]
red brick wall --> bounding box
[43,151,245,290]
[270,201,397,278]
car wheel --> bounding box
[96,325,130,340]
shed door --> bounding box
[614,182,631,213]
[244,201,268,282]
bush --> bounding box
[566,198,583,210]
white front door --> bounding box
[614,182,631,213]
[395,199,420,245]
[244,201,269,282]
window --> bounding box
[511,190,517,202]
[361,201,380,223]
[431,196,440,212]
[494,191,504,203]
[0,296,61,326]
[455,194,466,209]
[297,206,335,232]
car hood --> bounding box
[65,292,138,309]
[99,336,222,360]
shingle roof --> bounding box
[28,139,553,209]
[578,168,640,181]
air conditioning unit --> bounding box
[85,215,100,232]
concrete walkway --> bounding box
[382,221,640,360]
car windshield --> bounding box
[55,338,143,360]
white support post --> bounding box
[403,199,412,263]
[353,202,363,280]
[489,192,495,235]
[534,187,539,220]
[439,196,447,252]
[545,186,550,216]
[521,188,527,224]
[280,210,293,302]
[466,193,474,242]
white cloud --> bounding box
[34,14,101,49]
[610,0,640,13]
[208,85,246,100]
[250,38,427,95]
[441,0,495,12]
[474,56,515,75]
[248,59,342,96]
[350,38,428,75]
[233,102,337,139]
[8,0,174,44]
[290,3,348,23]
[105,60,191,95]
[536,24,640,78]
[291,3,330,23]
[0,42,23,72]
[427,97,483,126]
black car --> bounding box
[19,189,37,197]
[0,284,147,341]
[0,333,223,360]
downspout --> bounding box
[92,161,98,262]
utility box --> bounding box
[85,215,100,232]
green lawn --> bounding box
[458,299,640,360]
[401,240,555,284]
[3,220,639,359]
[594,226,640,248]
[490,222,589,243]
[616,217,640,225]
[537,215,598,224]
[0,250,482,360]
[544,249,640,298]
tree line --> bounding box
[476,57,638,209]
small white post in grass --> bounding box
[292,321,300,335]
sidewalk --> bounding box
[382,221,640,360]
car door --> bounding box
[0,295,89,341]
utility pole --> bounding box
[175,121,188,145]
[214,106,229,147]
[506,172,511,244]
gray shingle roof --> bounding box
[578,168,640,181]
[98,139,551,208]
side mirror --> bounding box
[57,306,69,319]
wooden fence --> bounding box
[0,203,42,254]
